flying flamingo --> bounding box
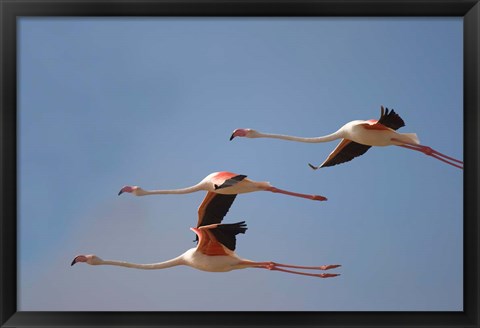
[71,192,340,278]
[230,106,463,170]
[118,171,327,201]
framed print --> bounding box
[1,0,478,327]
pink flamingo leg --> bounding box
[240,261,341,278]
[393,139,463,170]
[269,267,340,278]
[398,144,464,169]
[266,187,327,201]
[262,262,341,270]
[402,143,463,164]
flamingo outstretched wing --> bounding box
[377,106,405,131]
[194,192,238,244]
[208,221,248,251]
[197,192,237,228]
[195,221,247,255]
[194,192,246,255]
[314,140,372,169]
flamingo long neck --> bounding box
[137,183,204,196]
[97,255,185,270]
[253,130,342,143]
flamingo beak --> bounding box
[71,254,89,266]
[118,186,132,196]
[118,186,137,196]
[230,128,249,140]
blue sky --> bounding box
[18,17,462,311]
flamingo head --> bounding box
[229,128,257,140]
[118,185,141,196]
[71,254,102,266]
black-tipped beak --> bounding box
[229,133,235,141]
[118,189,124,196]
[71,257,78,266]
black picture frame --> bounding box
[1,0,478,327]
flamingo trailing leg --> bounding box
[393,139,463,169]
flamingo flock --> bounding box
[72,106,462,281]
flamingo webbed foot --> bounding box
[317,273,341,278]
[319,264,341,270]
[312,195,327,201]
[313,273,340,278]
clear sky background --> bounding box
[18,17,463,311]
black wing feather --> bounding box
[194,193,238,243]
[321,142,372,168]
[198,193,237,227]
[214,174,247,190]
[210,221,248,251]
[378,107,405,131]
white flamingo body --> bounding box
[230,106,462,170]
[72,193,340,278]
[174,247,246,272]
[199,172,272,195]
[335,120,419,147]
[119,171,326,201]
